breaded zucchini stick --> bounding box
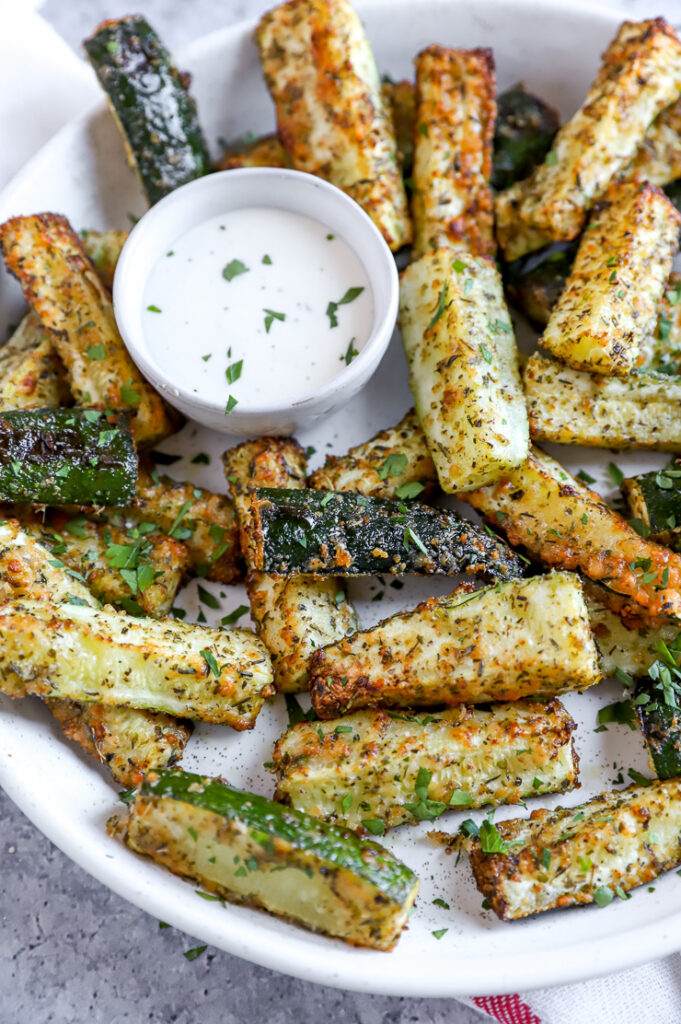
[0,519,191,784]
[540,181,679,375]
[255,0,411,251]
[80,228,128,291]
[523,353,681,450]
[223,438,357,693]
[585,585,678,677]
[465,446,681,623]
[412,46,496,259]
[495,19,681,260]
[0,311,69,410]
[622,462,681,546]
[128,464,243,584]
[469,779,681,919]
[216,134,289,171]
[310,572,599,719]
[273,700,579,834]
[0,213,175,447]
[400,248,528,492]
[0,598,273,727]
[308,408,436,499]
[625,95,681,185]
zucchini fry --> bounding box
[12,508,189,618]
[503,240,576,330]
[223,437,357,693]
[307,409,436,499]
[626,95,681,186]
[0,213,175,447]
[216,135,289,171]
[412,46,496,259]
[400,248,528,492]
[495,19,681,260]
[109,769,419,950]
[130,464,242,584]
[48,699,190,787]
[383,79,416,176]
[540,181,680,375]
[255,0,411,251]
[0,519,191,784]
[273,700,579,834]
[0,598,273,727]
[523,354,681,450]
[465,446,681,623]
[491,84,560,192]
[80,228,128,291]
[84,17,210,205]
[469,779,681,919]
[0,311,69,410]
[622,462,681,545]
[242,486,523,581]
[310,572,599,719]
[585,586,678,678]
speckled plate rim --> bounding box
[1,0,680,997]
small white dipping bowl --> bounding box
[113,167,399,436]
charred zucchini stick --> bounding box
[273,700,579,834]
[48,699,190,787]
[0,408,137,507]
[0,312,70,411]
[465,446,681,624]
[13,507,189,618]
[216,134,289,171]
[224,438,357,694]
[622,462,681,544]
[84,16,210,205]
[0,519,191,785]
[110,769,419,950]
[503,240,577,329]
[495,18,681,260]
[307,409,436,499]
[310,572,599,719]
[400,248,528,493]
[540,181,680,376]
[128,465,242,584]
[491,83,560,192]
[80,228,128,291]
[0,213,175,448]
[523,354,681,450]
[0,598,273,727]
[469,779,681,919]
[242,486,523,581]
[412,46,496,259]
[255,0,411,251]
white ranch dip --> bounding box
[142,207,373,411]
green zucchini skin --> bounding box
[0,409,137,507]
[243,487,524,581]
[504,239,578,329]
[113,769,419,950]
[636,683,681,778]
[491,84,560,192]
[84,17,210,205]
[622,462,681,543]
[664,179,681,216]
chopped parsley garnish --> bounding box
[326,286,365,329]
[221,604,249,627]
[183,946,207,961]
[395,481,424,500]
[378,452,408,479]
[225,359,243,384]
[361,818,385,836]
[448,790,474,807]
[545,150,558,166]
[225,395,238,414]
[577,469,596,485]
[597,699,636,730]
[263,308,285,333]
[341,338,359,365]
[479,343,493,364]
[200,649,220,678]
[262,254,272,265]
[197,584,220,609]
[594,886,614,908]
[427,282,448,331]
[222,259,249,281]
[432,928,448,940]
[432,898,450,909]
[201,354,212,362]
[607,461,624,487]
[146,304,162,313]
[452,258,467,273]
[87,343,106,360]
[120,380,140,406]
[404,768,447,821]
[167,500,193,540]
[191,452,210,465]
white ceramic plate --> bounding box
[0,0,678,997]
